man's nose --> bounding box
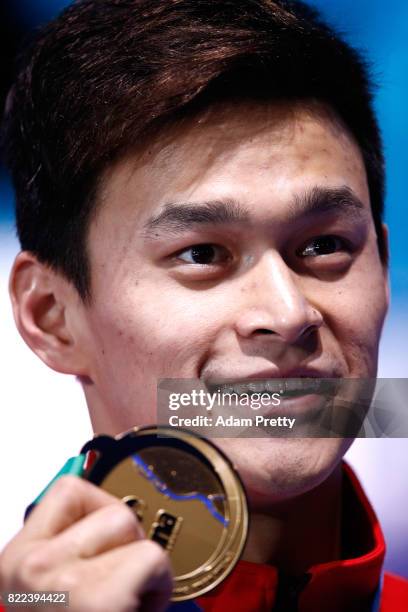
[234,253,323,344]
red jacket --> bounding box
[197,463,408,611]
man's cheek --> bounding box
[331,306,384,375]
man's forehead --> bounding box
[130,99,355,170]
[96,99,369,228]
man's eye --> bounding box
[297,235,348,258]
[176,243,230,265]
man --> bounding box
[0,0,407,610]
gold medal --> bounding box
[81,426,248,601]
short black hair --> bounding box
[1,0,385,299]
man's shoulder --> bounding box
[381,572,408,611]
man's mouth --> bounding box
[206,377,339,400]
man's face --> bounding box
[79,101,388,505]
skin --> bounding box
[3,100,389,606]
[85,100,388,499]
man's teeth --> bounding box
[211,379,328,397]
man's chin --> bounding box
[214,436,353,507]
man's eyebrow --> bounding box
[143,186,366,236]
[291,186,366,221]
[143,199,250,235]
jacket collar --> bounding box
[197,462,385,612]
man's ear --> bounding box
[380,223,390,309]
[9,251,91,376]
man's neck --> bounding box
[242,462,343,575]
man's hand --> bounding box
[0,476,173,612]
